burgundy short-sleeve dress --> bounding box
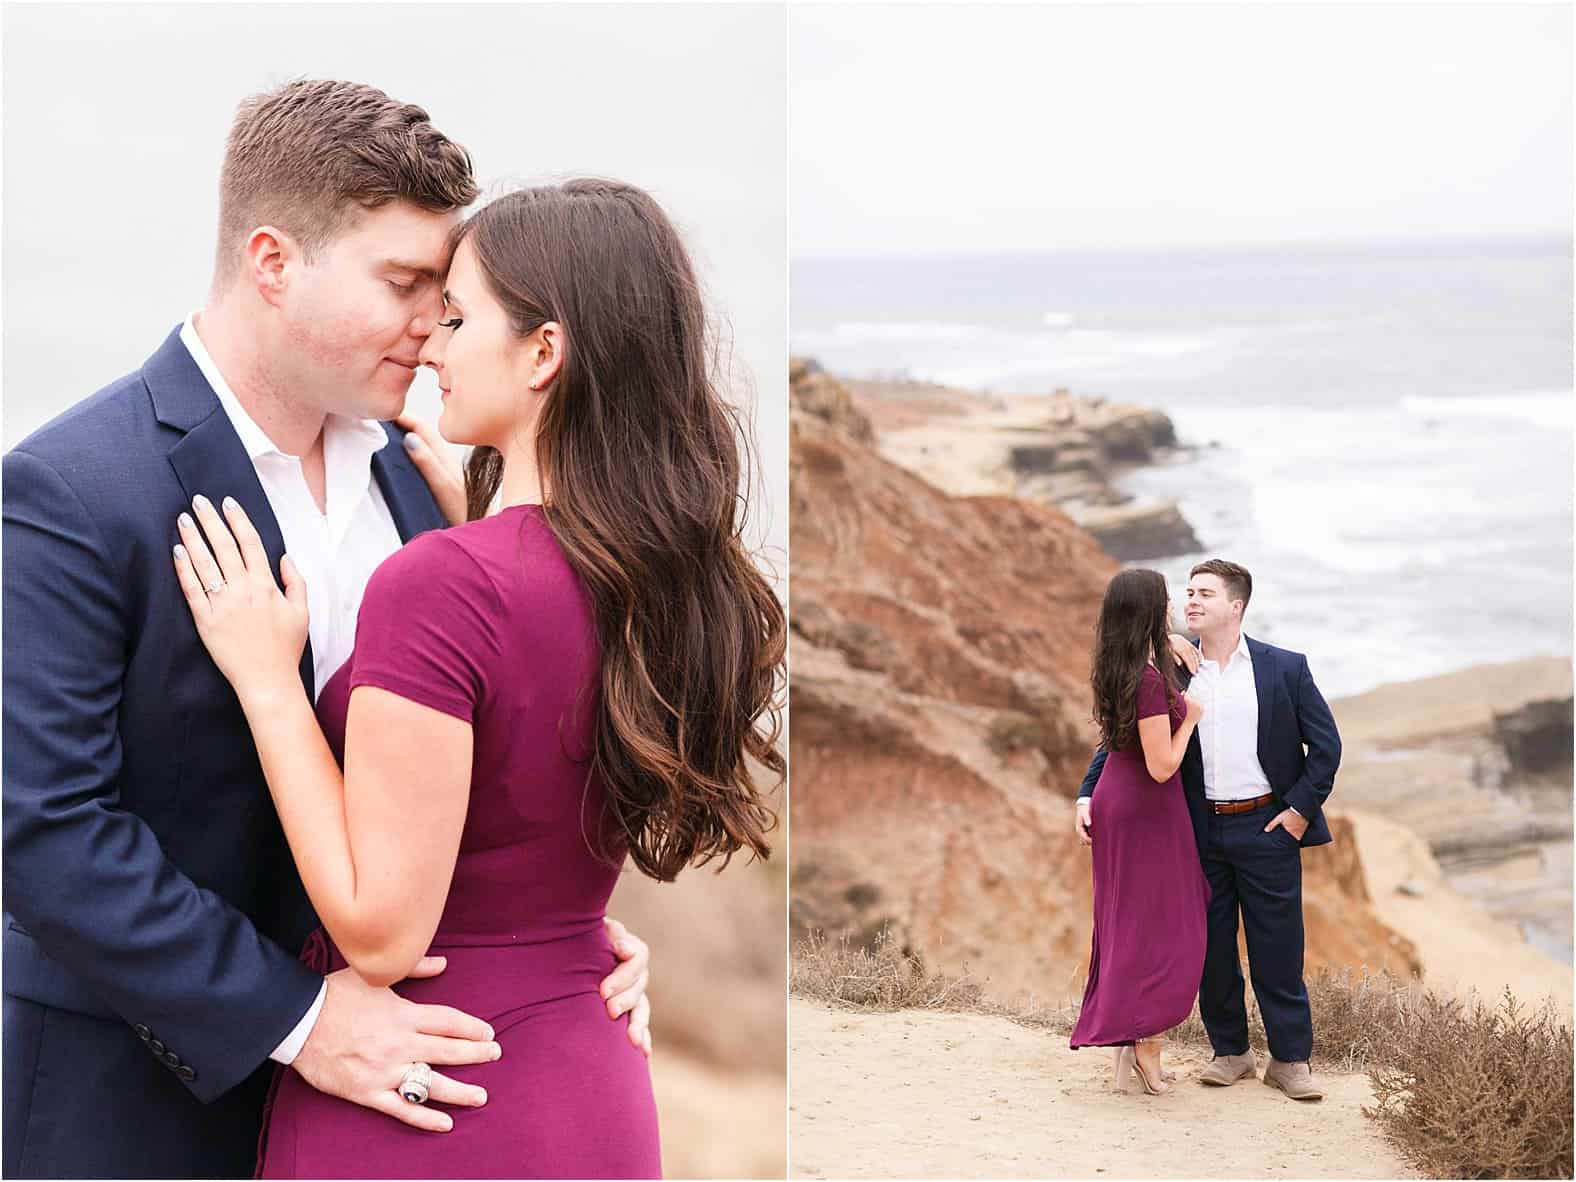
[257,505,661,1179]
[1069,663,1208,1049]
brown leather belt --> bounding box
[1207,793,1277,815]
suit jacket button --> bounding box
[161,1050,180,1067]
[149,1039,167,1055]
[134,1024,152,1041]
[175,1065,196,1081]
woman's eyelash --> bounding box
[387,280,416,293]
[439,317,464,330]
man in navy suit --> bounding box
[3,80,652,1178]
[1075,559,1341,1100]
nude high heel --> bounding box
[1112,1046,1135,1092]
[1132,1036,1171,1095]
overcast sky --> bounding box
[3,2,787,569]
[791,3,1573,259]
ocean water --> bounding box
[792,238,1573,698]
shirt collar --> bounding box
[1200,631,1253,669]
[179,313,391,465]
[180,314,275,460]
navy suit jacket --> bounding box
[2,327,446,1176]
[1077,637,1341,848]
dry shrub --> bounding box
[790,928,983,1011]
[1367,987,1573,1180]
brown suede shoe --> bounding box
[1263,1057,1325,1100]
[1198,1051,1257,1086]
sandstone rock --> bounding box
[1074,499,1203,562]
[1493,696,1574,775]
[831,372,1203,562]
[789,356,875,442]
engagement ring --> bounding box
[399,1062,432,1105]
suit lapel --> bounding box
[1246,635,1275,766]
[151,329,314,699]
[370,423,446,543]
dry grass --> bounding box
[791,932,1574,1178]
[1367,987,1573,1180]
[789,929,988,1014]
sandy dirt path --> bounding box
[790,1000,1417,1179]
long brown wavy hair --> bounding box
[452,180,783,882]
[1090,568,1178,753]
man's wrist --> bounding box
[270,980,327,1065]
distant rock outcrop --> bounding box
[789,363,1422,1000]
[836,373,1201,561]
[1494,696,1574,776]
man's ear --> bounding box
[243,225,295,308]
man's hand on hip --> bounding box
[291,957,498,1133]
[1264,808,1309,841]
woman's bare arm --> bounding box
[238,683,473,987]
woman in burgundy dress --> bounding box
[169,180,784,1177]
[1069,569,1208,1095]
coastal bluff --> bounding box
[789,363,1430,1002]
[800,360,1201,561]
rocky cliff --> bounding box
[830,367,1201,560]
[789,363,1421,1002]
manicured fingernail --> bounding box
[482,1025,495,1040]
[439,1115,453,1131]
[222,496,238,512]
[490,1042,502,1059]
[179,513,194,530]
[475,1089,488,1105]
[193,495,211,511]
[404,433,422,451]
[173,544,185,559]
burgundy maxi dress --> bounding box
[257,505,661,1179]
[1069,664,1208,1049]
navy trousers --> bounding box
[1196,803,1314,1063]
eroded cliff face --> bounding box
[789,361,1421,1001]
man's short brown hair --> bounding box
[1190,558,1253,612]
[215,79,478,283]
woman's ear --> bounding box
[528,322,565,391]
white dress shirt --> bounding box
[1191,631,1273,802]
[180,315,406,1064]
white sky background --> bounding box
[2,2,787,573]
[791,2,1574,259]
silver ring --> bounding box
[399,1061,432,1105]
[205,579,225,596]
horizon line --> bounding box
[790,228,1575,268]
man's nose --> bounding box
[409,288,445,339]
